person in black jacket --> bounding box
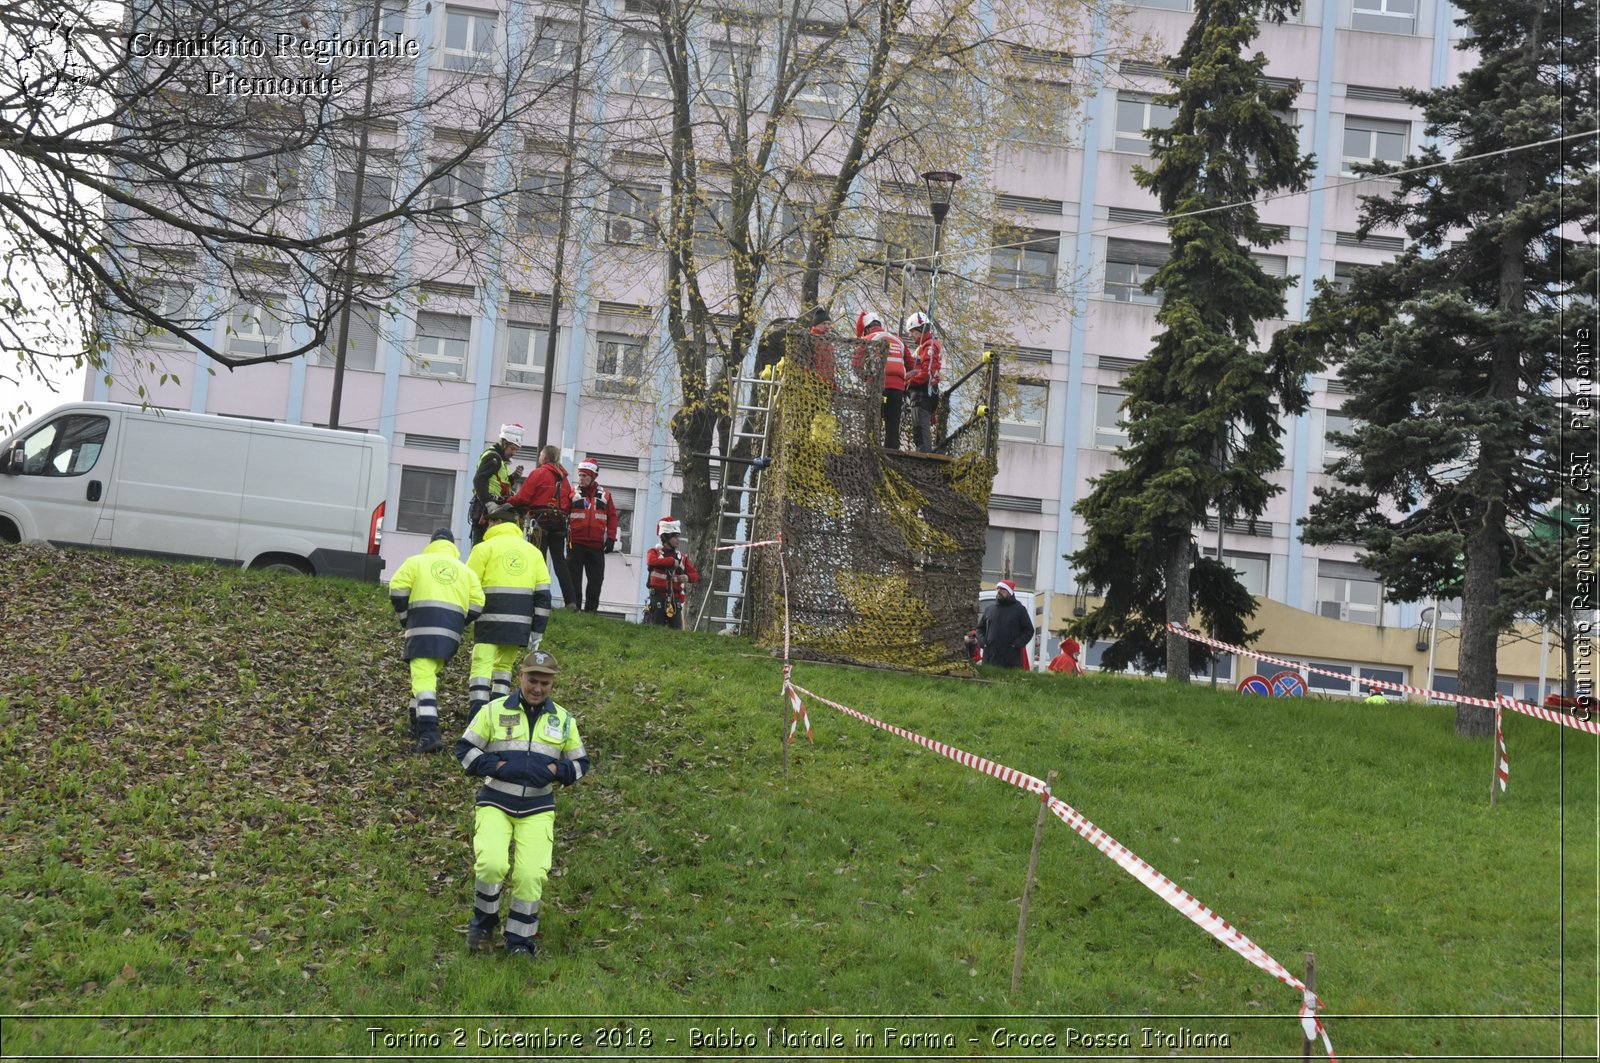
[977,580,1034,669]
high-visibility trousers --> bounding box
[469,807,555,948]
[408,657,444,735]
[468,642,523,717]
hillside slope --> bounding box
[0,545,1594,1059]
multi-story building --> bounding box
[85,0,1567,700]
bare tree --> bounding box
[1,0,592,419]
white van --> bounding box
[977,586,1047,671]
[0,402,389,580]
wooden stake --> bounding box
[1011,769,1057,995]
[1300,952,1317,1061]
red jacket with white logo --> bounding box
[853,326,907,392]
[568,482,618,548]
[907,334,941,389]
[645,544,700,602]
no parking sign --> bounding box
[1237,675,1272,696]
[1269,670,1307,698]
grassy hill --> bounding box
[0,545,1594,1059]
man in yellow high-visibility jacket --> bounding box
[456,649,590,958]
[389,529,485,752]
[466,503,552,720]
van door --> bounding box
[0,411,117,544]
[109,414,248,561]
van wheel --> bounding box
[0,519,19,544]
[252,556,311,576]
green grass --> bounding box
[0,544,1595,1059]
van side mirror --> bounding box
[1,446,21,475]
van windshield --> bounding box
[18,415,109,477]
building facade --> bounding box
[85,0,1568,698]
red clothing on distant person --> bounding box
[509,460,573,512]
[1049,637,1083,675]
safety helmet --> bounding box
[657,516,682,538]
[498,423,525,446]
[904,311,931,334]
[855,309,882,337]
[577,457,599,478]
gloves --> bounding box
[604,539,616,554]
[501,757,556,787]
[529,634,543,652]
[475,756,505,778]
[553,759,577,785]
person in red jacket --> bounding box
[509,445,578,609]
[853,309,907,449]
[806,306,837,389]
[565,457,618,612]
[1048,634,1083,675]
[903,311,942,453]
[644,517,700,628]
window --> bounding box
[1351,0,1415,33]
[1331,261,1362,293]
[1104,238,1168,303]
[1341,116,1408,173]
[12,414,109,477]
[531,19,578,80]
[693,194,733,257]
[396,467,456,533]
[334,159,395,216]
[704,43,755,105]
[990,229,1059,291]
[503,321,549,387]
[999,381,1048,442]
[606,184,661,244]
[1115,92,1176,154]
[1094,386,1129,450]
[608,485,636,553]
[983,527,1039,587]
[1321,411,1354,467]
[1307,661,1353,693]
[426,159,485,225]
[1359,666,1406,691]
[441,7,497,72]
[1003,79,1075,146]
[344,1,404,42]
[413,311,470,378]
[240,138,297,200]
[1316,560,1382,625]
[225,292,288,358]
[794,56,848,118]
[595,333,645,395]
[619,34,670,97]
[1197,653,1235,681]
[880,212,935,264]
[139,282,199,348]
[1202,548,1269,596]
[518,173,562,237]
[314,303,381,371]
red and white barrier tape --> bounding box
[787,681,1336,1061]
[712,536,785,553]
[1167,623,1599,736]
[1494,697,1510,793]
[784,679,813,744]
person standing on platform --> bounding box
[565,457,618,612]
[509,445,578,609]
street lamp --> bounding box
[920,170,961,323]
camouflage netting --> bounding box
[749,327,998,675]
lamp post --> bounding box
[920,170,961,325]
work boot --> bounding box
[466,924,494,952]
[414,730,444,754]
[506,941,540,961]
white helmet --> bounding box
[498,423,524,446]
[657,516,682,538]
[856,309,882,336]
[904,311,931,334]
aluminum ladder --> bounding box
[694,372,779,632]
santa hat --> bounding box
[995,579,1016,598]
[855,309,882,338]
[577,457,599,477]
[657,516,682,538]
[498,423,524,446]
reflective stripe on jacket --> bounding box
[466,522,552,646]
[456,691,590,817]
[907,335,942,389]
[865,326,907,392]
[474,447,511,503]
[389,539,485,661]
[645,545,700,600]
[568,484,618,548]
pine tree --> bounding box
[1281,0,1596,734]
[1070,0,1316,679]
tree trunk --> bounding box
[1454,508,1504,736]
[1165,536,1192,682]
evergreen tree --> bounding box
[1279,0,1596,734]
[1070,0,1316,679]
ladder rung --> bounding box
[715,563,749,573]
[733,431,766,440]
